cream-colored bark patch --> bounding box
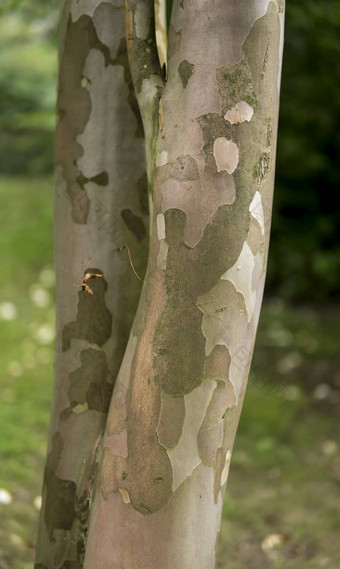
[221,449,232,486]
[119,487,131,504]
[221,242,256,322]
[213,138,239,174]
[156,150,168,167]
[249,190,265,234]
[224,101,254,124]
[157,239,169,270]
[135,1,150,40]
[72,402,88,414]
[167,380,216,490]
[197,280,251,400]
[156,213,166,240]
[155,0,167,70]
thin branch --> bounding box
[117,244,144,282]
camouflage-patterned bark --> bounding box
[83,1,285,568]
[37,0,284,567]
[35,1,148,567]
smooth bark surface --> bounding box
[35,1,147,566]
[36,1,285,567]
[84,1,285,568]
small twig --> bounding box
[73,273,103,295]
[117,244,143,283]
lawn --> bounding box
[0,176,339,569]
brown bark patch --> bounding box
[205,344,231,381]
[156,392,185,449]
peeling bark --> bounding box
[37,0,284,567]
[35,1,147,566]
[83,1,285,567]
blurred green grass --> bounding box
[0,177,339,568]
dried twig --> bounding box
[73,273,103,295]
[117,244,143,282]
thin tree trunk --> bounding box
[35,1,148,566]
[83,1,285,568]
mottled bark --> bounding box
[35,1,148,567]
[83,1,285,568]
[37,0,285,567]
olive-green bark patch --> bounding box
[266,118,273,147]
[56,10,141,223]
[59,561,82,569]
[62,269,112,351]
[67,348,113,413]
[121,209,146,241]
[89,170,109,186]
[254,152,271,183]
[43,433,77,542]
[178,60,195,88]
[168,24,182,57]
[216,59,257,116]
[154,300,205,395]
[153,203,249,396]
[126,437,173,515]
[45,471,77,541]
[56,15,93,224]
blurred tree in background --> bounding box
[0,0,58,175]
[0,0,339,301]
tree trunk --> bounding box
[35,1,148,566]
[36,0,285,567]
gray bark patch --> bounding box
[178,60,195,88]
